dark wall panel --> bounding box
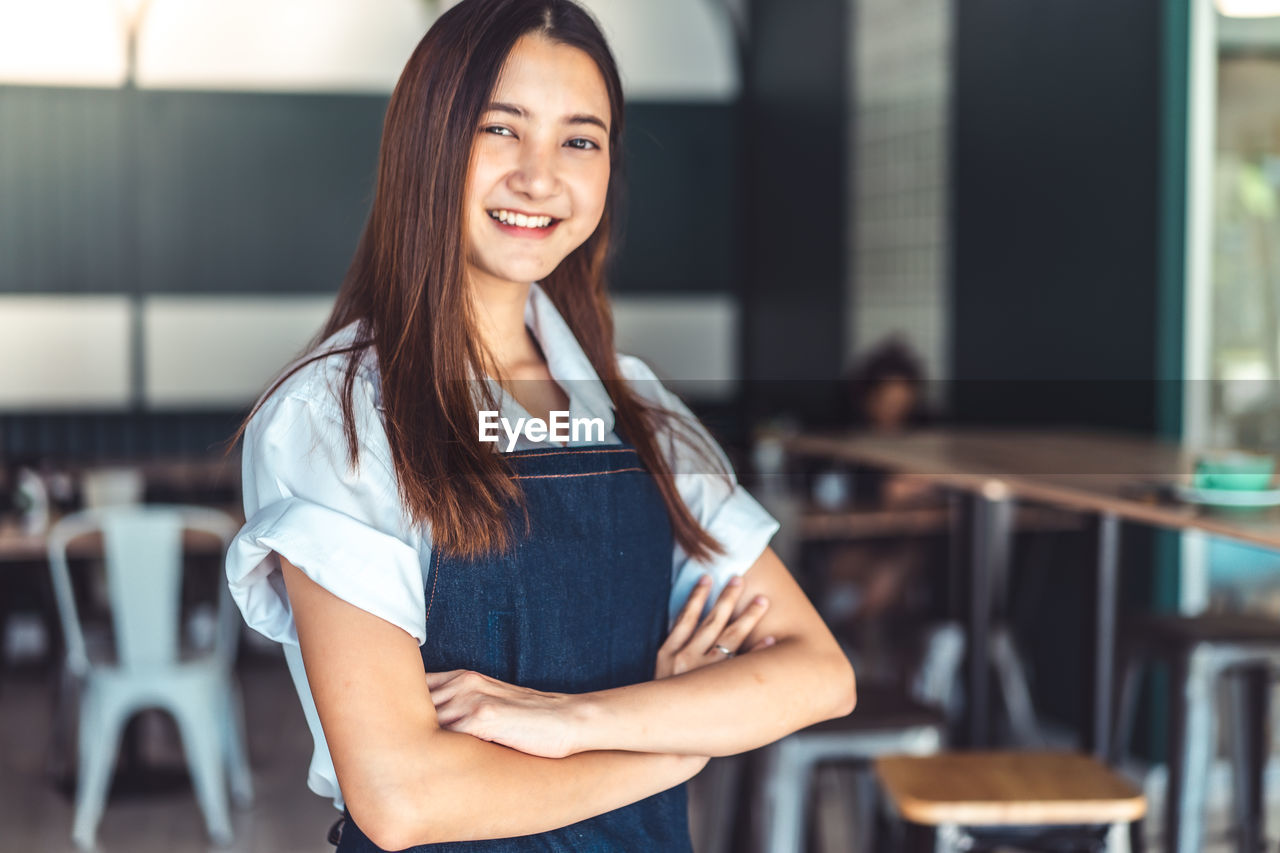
[0,87,737,299]
[137,92,386,294]
[0,87,134,293]
[744,0,847,405]
[614,103,738,295]
[950,0,1164,430]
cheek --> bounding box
[574,168,611,229]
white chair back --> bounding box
[46,504,240,674]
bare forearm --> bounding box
[362,730,705,849]
[572,638,855,757]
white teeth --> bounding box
[489,210,555,228]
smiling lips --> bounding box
[487,208,561,238]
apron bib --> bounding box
[334,439,692,852]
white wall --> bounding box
[142,296,335,408]
[0,0,738,100]
[0,296,133,409]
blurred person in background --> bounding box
[825,337,942,677]
[223,1,855,851]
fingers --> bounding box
[747,635,777,653]
[660,574,713,654]
[688,575,748,652]
[424,669,468,691]
[711,594,771,654]
[424,669,488,707]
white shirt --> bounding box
[224,282,779,810]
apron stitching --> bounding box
[500,447,635,459]
[424,549,442,628]
[512,467,645,481]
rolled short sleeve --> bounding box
[225,390,428,648]
[618,356,780,627]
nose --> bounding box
[508,140,559,200]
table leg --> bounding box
[1089,512,1121,759]
[967,491,1014,747]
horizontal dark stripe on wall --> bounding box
[0,86,738,298]
[0,410,246,462]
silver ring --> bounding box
[713,644,735,658]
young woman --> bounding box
[224,1,855,850]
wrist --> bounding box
[566,691,609,754]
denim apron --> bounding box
[333,438,692,852]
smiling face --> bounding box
[463,33,613,295]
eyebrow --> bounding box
[486,101,609,133]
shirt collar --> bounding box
[522,281,617,436]
[366,283,617,437]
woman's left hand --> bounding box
[425,669,583,758]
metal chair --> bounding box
[46,504,253,849]
[1111,612,1280,853]
[752,681,947,852]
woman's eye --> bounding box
[482,125,515,138]
[565,138,600,151]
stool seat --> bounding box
[875,751,1147,826]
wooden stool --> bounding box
[875,751,1146,852]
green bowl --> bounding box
[1193,452,1275,491]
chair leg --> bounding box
[1227,665,1269,853]
[753,740,810,853]
[221,677,254,808]
[1111,652,1143,765]
[170,694,233,846]
[689,754,742,853]
[70,687,127,851]
[1166,649,1216,853]
[48,664,81,784]
[852,766,877,853]
[991,626,1042,747]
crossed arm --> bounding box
[281,546,856,850]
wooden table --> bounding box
[0,455,242,563]
[786,428,1280,755]
[0,504,244,563]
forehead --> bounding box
[491,34,611,126]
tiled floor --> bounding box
[0,651,336,853]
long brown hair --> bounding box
[226,0,727,562]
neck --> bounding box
[470,277,539,377]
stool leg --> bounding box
[934,823,965,853]
[1228,665,1269,853]
[1166,649,1216,853]
[1105,821,1133,853]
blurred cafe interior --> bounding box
[4,0,1280,851]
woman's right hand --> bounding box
[655,574,774,679]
